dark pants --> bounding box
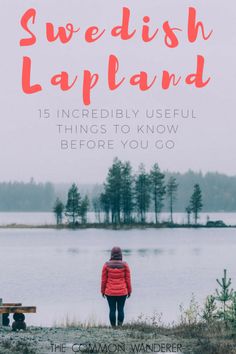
[106,295,127,326]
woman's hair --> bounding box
[110,246,122,260]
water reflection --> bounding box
[104,249,132,256]
[104,248,165,257]
[192,248,201,255]
[67,248,80,254]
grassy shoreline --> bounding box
[0,222,234,230]
[0,321,235,354]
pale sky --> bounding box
[0,0,236,183]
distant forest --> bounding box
[0,171,236,212]
[0,179,55,211]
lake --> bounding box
[0,227,236,327]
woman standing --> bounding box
[101,246,132,327]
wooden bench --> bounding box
[0,299,36,330]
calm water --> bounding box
[0,227,236,327]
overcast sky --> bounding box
[0,0,236,183]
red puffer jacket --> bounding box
[101,260,132,296]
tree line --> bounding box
[0,164,235,214]
[54,158,203,226]
[54,171,236,213]
[0,179,55,211]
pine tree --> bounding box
[202,295,217,323]
[228,292,236,325]
[166,177,178,224]
[104,158,123,224]
[65,183,81,226]
[53,198,64,225]
[121,161,134,224]
[150,163,166,224]
[92,196,101,223]
[100,191,110,223]
[185,205,191,225]
[190,184,203,224]
[80,195,89,224]
[135,164,150,223]
[215,269,234,322]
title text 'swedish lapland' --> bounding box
[20,7,213,105]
